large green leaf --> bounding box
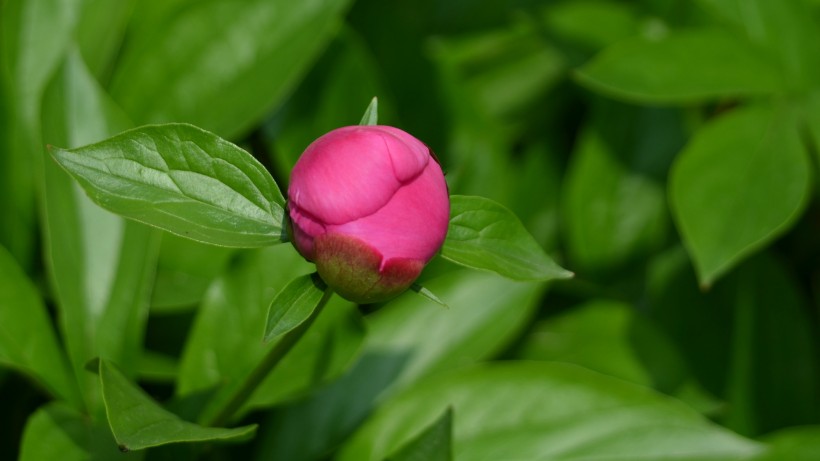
[109,0,353,139]
[100,360,256,451]
[669,103,810,286]
[0,245,81,406]
[338,363,764,461]
[39,51,161,411]
[442,195,572,281]
[0,0,81,271]
[516,300,685,391]
[50,123,286,247]
[254,270,544,461]
[576,29,783,104]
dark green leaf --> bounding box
[18,402,131,461]
[50,123,286,247]
[669,103,810,286]
[109,0,353,139]
[386,407,452,461]
[100,359,256,451]
[576,29,783,103]
[75,0,135,80]
[543,0,639,50]
[359,97,379,125]
[264,273,327,342]
[563,103,679,272]
[647,247,820,435]
[697,0,820,92]
[442,195,572,281]
[339,363,764,461]
[0,245,81,406]
[150,233,237,312]
[267,28,395,176]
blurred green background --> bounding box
[2,0,820,459]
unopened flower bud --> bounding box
[288,126,449,303]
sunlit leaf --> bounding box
[442,195,572,281]
[50,123,286,247]
[339,363,764,461]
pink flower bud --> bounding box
[288,125,450,303]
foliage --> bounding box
[1,0,820,460]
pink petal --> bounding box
[288,126,429,225]
[329,160,450,265]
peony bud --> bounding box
[287,125,449,303]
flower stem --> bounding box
[205,288,334,427]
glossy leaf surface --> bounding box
[442,195,572,281]
[50,123,286,247]
[340,363,763,461]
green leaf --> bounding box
[359,97,379,125]
[176,245,364,421]
[150,233,237,312]
[669,104,810,286]
[0,245,81,406]
[264,273,328,342]
[755,426,820,461]
[50,123,286,247]
[386,407,452,461]
[40,50,161,410]
[575,29,783,104]
[442,195,572,281]
[543,0,639,51]
[109,0,353,139]
[338,362,764,461]
[697,0,820,92]
[515,299,721,416]
[256,270,544,461]
[647,247,820,435]
[267,28,395,176]
[100,359,256,451]
[515,300,685,390]
[75,0,135,80]
[562,103,679,272]
[410,283,448,308]
[19,402,130,461]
